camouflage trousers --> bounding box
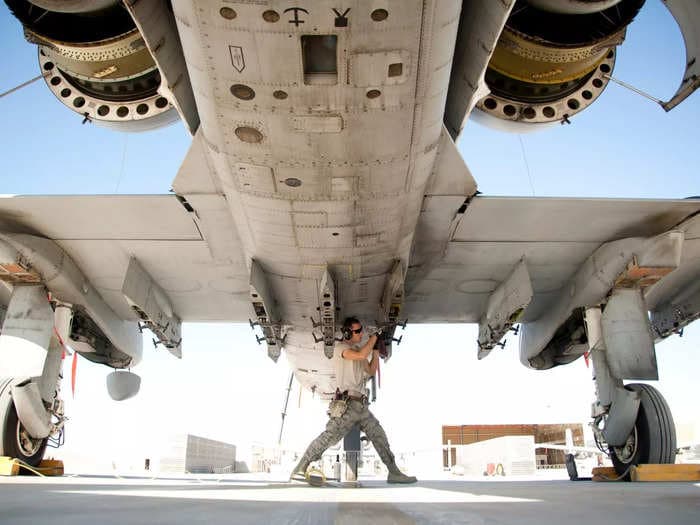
[299,399,399,473]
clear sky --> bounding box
[0,2,698,467]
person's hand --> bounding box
[369,334,378,344]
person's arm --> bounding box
[363,350,380,376]
[342,334,377,361]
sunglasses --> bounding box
[350,326,363,335]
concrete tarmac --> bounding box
[0,473,698,524]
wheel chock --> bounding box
[0,457,64,477]
[36,459,64,476]
[0,456,20,476]
[591,467,618,481]
[630,464,700,482]
[593,464,700,482]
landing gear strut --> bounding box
[0,285,69,467]
[585,302,677,477]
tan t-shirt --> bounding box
[333,340,367,394]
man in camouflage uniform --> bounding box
[291,317,417,484]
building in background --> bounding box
[453,435,537,477]
[442,423,585,469]
[159,434,236,474]
[250,444,298,473]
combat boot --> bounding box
[386,464,417,484]
[289,456,311,481]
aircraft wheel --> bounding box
[610,383,676,476]
[0,379,48,467]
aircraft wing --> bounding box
[406,196,700,323]
[405,195,700,363]
[3,191,697,336]
[0,193,251,324]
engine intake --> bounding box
[6,0,179,131]
[474,0,645,130]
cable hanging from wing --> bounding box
[0,72,50,99]
[518,135,536,197]
[114,134,129,193]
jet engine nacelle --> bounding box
[5,0,179,132]
[525,0,625,15]
[473,0,645,130]
[0,234,142,369]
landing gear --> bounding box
[0,285,70,468]
[0,379,48,467]
[610,383,676,476]
[584,301,678,478]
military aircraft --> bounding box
[0,0,698,479]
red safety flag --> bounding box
[54,326,77,397]
[54,327,66,359]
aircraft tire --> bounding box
[0,378,48,467]
[610,383,676,477]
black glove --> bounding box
[373,334,389,359]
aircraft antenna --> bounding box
[278,371,294,445]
